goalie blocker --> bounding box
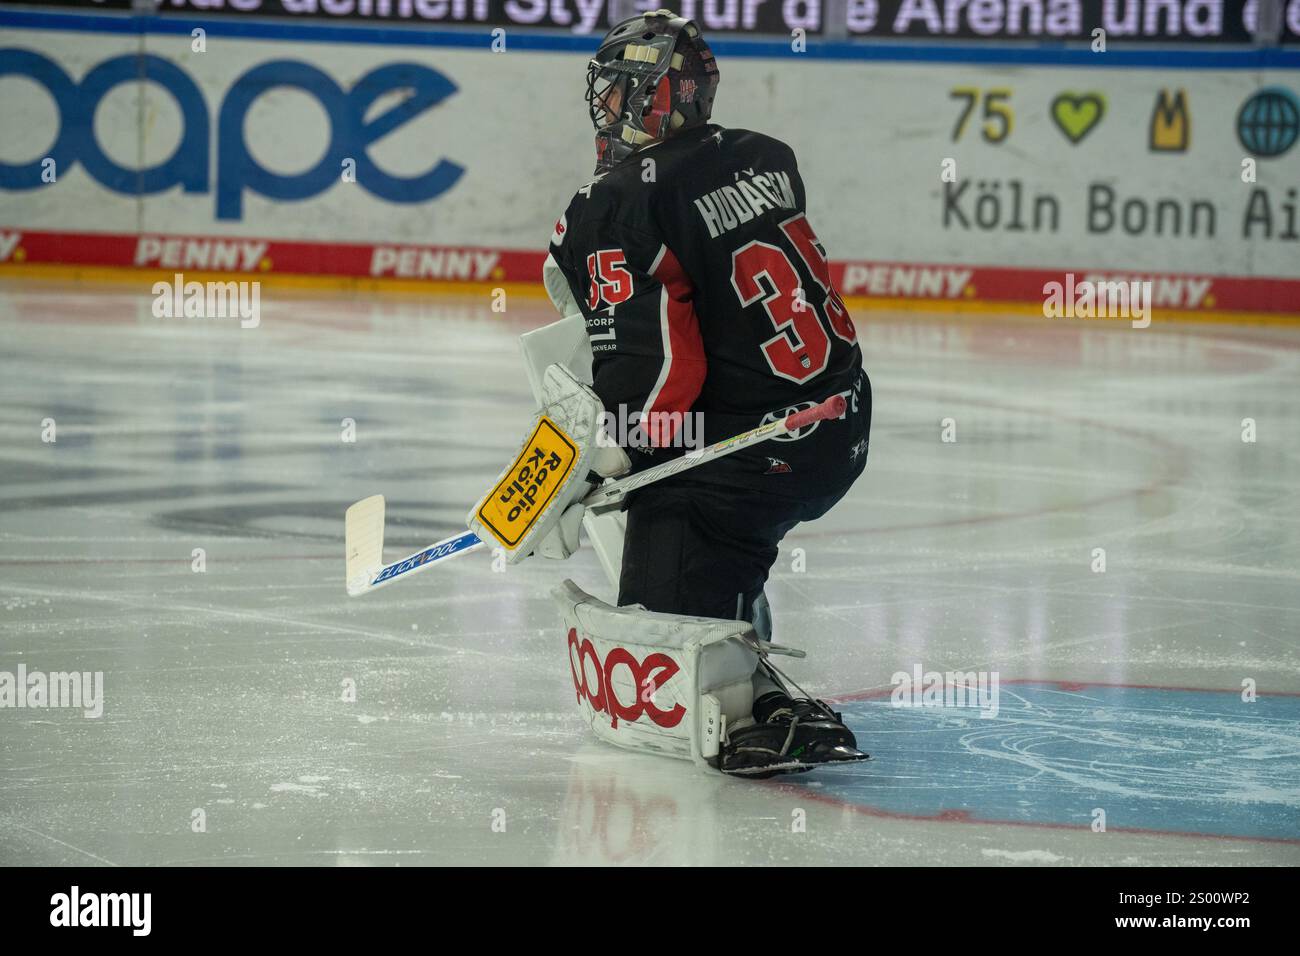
[467,364,629,563]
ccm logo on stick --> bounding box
[0,50,464,220]
[568,629,686,730]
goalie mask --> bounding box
[587,9,719,173]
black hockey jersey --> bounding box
[548,125,868,495]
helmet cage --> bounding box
[586,52,663,134]
[585,12,718,172]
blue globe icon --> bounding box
[1237,87,1300,158]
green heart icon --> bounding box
[1051,93,1106,143]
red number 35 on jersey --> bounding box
[587,249,634,310]
[731,213,856,384]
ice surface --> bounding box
[1,280,1297,865]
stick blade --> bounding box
[345,495,386,596]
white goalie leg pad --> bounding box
[554,579,760,767]
[468,364,628,564]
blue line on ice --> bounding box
[802,684,1300,842]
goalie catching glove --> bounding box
[467,363,629,563]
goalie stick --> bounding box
[344,394,847,597]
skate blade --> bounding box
[794,745,870,768]
[720,747,870,779]
[721,759,816,779]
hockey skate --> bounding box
[719,689,869,779]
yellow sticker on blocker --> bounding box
[476,416,579,549]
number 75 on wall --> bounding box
[950,88,1014,144]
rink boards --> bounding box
[1,10,1299,317]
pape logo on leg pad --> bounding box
[568,628,686,730]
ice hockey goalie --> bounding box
[544,9,873,777]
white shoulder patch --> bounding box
[550,211,568,247]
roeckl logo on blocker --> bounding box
[0,49,464,220]
[568,628,686,730]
